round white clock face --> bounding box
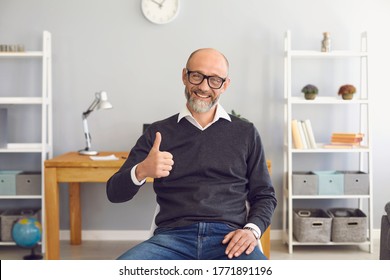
[141,0,180,25]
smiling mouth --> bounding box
[194,91,211,99]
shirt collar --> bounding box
[178,103,231,130]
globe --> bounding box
[12,217,42,248]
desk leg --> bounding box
[69,182,82,245]
[44,167,60,260]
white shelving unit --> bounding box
[282,30,373,254]
[0,31,52,250]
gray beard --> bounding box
[185,89,218,113]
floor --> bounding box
[0,239,380,260]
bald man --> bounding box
[107,48,276,260]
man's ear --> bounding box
[182,68,187,85]
[221,77,231,92]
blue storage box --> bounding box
[314,171,344,195]
[0,171,23,195]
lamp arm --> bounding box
[82,98,99,118]
[82,115,92,150]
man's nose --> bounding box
[198,78,210,90]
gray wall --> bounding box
[1,0,389,232]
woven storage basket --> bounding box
[293,209,332,242]
[328,208,367,242]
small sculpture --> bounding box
[321,32,331,52]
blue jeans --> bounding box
[117,222,267,260]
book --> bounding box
[331,138,362,144]
[331,136,363,143]
[331,132,364,146]
[303,119,317,149]
[297,120,308,149]
[301,121,311,148]
[291,119,303,149]
[322,143,361,149]
[331,133,364,138]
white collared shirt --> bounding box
[177,103,231,130]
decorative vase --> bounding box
[341,93,354,100]
[304,93,317,100]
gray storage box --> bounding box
[16,172,42,195]
[314,171,344,195]
[293,208,332,242]
[0,170,22,195]
[0,208,39,241]
[343,171,369,195]
[292,172,318,195]
[328,208,367,242]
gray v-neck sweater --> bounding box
[107,114,276,234]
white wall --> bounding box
[1,0,389,232]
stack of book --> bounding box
[323,133,364,149]
[291,119,317,149]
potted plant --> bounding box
[338,84,356,100]
[301,84,318,100]
[231,110,249,122]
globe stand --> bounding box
[23,246,43,260]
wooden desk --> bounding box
[44,152,271,260]
[44,151,128,260]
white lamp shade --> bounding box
[96,91,113,110]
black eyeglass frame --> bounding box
[186,69,227,89]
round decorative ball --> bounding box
[12,217,42,248]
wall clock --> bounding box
[141,0,180,25]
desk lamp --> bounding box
[79,91,112,155]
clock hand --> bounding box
[151,0,162,8]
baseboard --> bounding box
[59,229,381,241]
[60,230,150,241]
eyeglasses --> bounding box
[186,69,226,89]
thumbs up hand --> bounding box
[135,132,174,181]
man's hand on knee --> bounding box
[222,229,258,259]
